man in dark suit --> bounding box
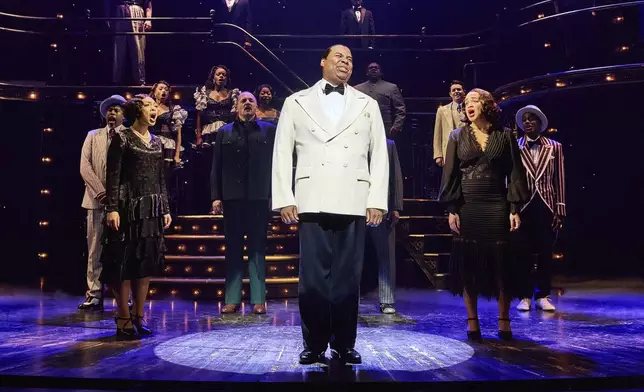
[514,105,566,313]
[215,0,253,47]
[211,91,276,315]
[340,0,375,49]
[354,63,406,138]
[366,138,404,314]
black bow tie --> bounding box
[526,139,540,148]
[353,5,362,11]
[324,83,345,95]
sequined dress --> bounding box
[439,126,530,299]
[198,93,234,144]
[150,105,186,162]
[100,128,169,284]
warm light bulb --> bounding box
[165,266,173,272]
[38,252,48,259]
[537,13,545,19]
[207,267,214,273]
[193,289,200,296]
[149,288,157,295]
[618,45,630,52]
[173,92,181,100]
[289,225,298,232]
[43,127,53,133]
[219,245,226,252]
[177,244,186,252]
[282,288,289,294]
[241,290,246,295]
[77,92,86,100]
[41,157,52,164]
[192,225,200,231]
[198,245,206,252]
[29,92,38,100]
[269,266,278,272]
[216,290,223,296]
[212,225,219,231]
[171,289,178,295]
[287,265,296,271]
[605,74,615,82]
[271,225,279,231]
[276,244,284,250]
[553,253,564,260]
[547,128,558,134]
[613,16,624,23]
[56,14,64,19]
[40,189,51,195]
[173,225,182,231]
[184,266,192,273]
[39,221,49,227]
[555,81,567,88]
[544,42,551,48]
[125,92,133,100]
[50,43,58,49]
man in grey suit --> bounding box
[433,80,466,167]
[354,63,406,138]
[78,95,126,310]
[366,138,404,314]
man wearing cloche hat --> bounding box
[514,105,566,313]
[78,95,126,310]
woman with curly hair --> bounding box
[102,94,172,339]
[149,80,187,166]
[439,88,529,341]
[254,84,280,125]
[194,65,240,147]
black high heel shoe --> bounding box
[115,317,139,340]
[467,318,482,341]
[132,315,153,336]
[498,318,513,341]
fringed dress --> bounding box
[439,126,529,299]
[100,128,169,284]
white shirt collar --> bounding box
[526,134,541,142]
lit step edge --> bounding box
[166,234,297,240]
[166,255,298,261]
[150,277,298,284]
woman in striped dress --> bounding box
[439,89,529,341]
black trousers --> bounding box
[222,200,270,305]
[298,213,366,352]
[517,197,557,299]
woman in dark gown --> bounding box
[254,84,280,125]
[439,88,529,341]
[149,80,187,166]
[102,95,172,339]
[194,65,239,147]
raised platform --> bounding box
[150,199,452,299]
[1,281,644,391]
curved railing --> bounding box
[518,0,644,27]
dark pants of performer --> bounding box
[366,218,396,304]
[112,4,146,85]
[517,197,556,299]
[223,200,269,305]
[299,213,366,352]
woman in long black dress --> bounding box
[439,88,529,341]
[103,95,172,339]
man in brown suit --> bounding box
[433,80,466,167]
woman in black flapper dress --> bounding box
[102,95,172,339]
[439,88,529,341]
[194,65,238,147]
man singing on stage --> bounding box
[514,105,566,312]
[272,44,389,365]
[79,94,126,310]
[211,92,275,315]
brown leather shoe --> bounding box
[221,304,240,314]
[252,304,266,314]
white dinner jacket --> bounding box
[271,82,389,216]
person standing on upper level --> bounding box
[434,81,467,168]
[340,0,376,49]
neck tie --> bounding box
[526,138,540,148]
[324,83,345,95]
[457,104,462,113]
[108,128,115,138]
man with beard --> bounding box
[272,45,389,365]
[211,92,276,315]
[79,95,126,310]
[340,0,376,49]
[354,63,406,138]
[433,80,466,168]
[514,105,566,313]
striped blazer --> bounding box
[80,125,124,209]
[517,135,566,217]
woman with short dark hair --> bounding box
[102,95,172,339]
[439,88,529,341]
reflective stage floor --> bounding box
[1,281,644,391]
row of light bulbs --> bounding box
[164,265,296,273]
[176,244,288,252]
[536,12,624,23]
[147,288,292,296]
[28,90,182,101]
[174,224,298,232]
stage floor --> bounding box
[1,281,644,391]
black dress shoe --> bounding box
[132,315,153,336]
[331,348,362,364]
[78,296,103,311]
[299,349,326,365]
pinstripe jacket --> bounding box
[80,125,124,210]
[517,135,566,217]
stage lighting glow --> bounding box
[154,327,474,374]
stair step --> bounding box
[166,255,298,261]
[151,277,298,284]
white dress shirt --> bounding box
[317,79,347,129]
[226,0,235,11]
[355,9,361,22]
[526,135,541,165]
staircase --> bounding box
[149,199,452,299]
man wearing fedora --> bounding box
[514,105,566,312]
[78,95,126,310]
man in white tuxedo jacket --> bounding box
[272,45,389,365]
